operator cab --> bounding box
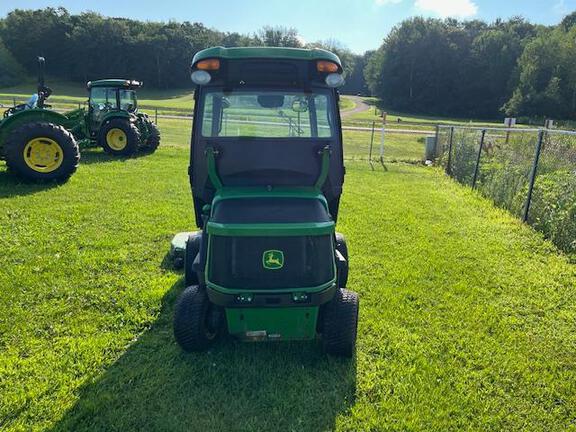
[86,80,141,135]
[189,47,346,226]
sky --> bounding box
[0,0,573,53]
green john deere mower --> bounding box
[172,47,359,357]
[0,57,160,182]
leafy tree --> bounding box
[505,26,576,119]
[0,37,25,87]
[255,26,302,47]
[365,17,538,118]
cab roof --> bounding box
[87,79,142,89]
[192,46,342,69]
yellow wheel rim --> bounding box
[106,128,128,151]
[23,137,64,173]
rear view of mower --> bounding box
[172,47,359,357]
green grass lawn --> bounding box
[346,98,517,130]
[1,118,575,431]
[0,80,196,111]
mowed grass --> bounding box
[345,97,522,131]
[1,120,576,431]
[0,80,195,116]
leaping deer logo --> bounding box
[263,250,284,269]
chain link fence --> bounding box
[437,125,576,260]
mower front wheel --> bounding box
[185,232,201,286]
[322,288,359,357]
[174,285,222,352]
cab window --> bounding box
[201,89,335,138]
[90,88,117,111]
[119,90,137,112]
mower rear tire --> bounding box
[99,118,140,156]
[322,288,359,358]
[174,286,222,352]
[4,122,80,182]
[185,232,201,286]
[144,122,161,153]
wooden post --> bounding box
[369,121,375,171]
[379,112,388,170]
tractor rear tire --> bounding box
[185,232,201,286]
[4,122,80,182]
[174,285,222,352]
[144,122,161,153]
[98,118,140,156]
[322,288,359,358]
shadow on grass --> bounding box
[0,169,62,198]
[50,282,357,432]
[79,148,153,165]
[0,149,154,197]
[159,251,182,272]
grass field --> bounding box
[1,118,575,431]
[347,97,517,129]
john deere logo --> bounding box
[263,250,284,270]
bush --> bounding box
[526,170,576,258]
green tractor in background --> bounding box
[0,57,80,181]
[0,57,160,182]
[65,79,160,156]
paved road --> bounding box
[341,95,371,118]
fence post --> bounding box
[13,97,16,107]
[369,121,375,170]
[522,129,545,223]
[155,108,158,124]
[434,124,440,157]
[472,129,486,189]
[446,126,455,176]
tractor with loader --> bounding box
[0,57,160,182]
[171,47,359,357]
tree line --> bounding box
[0,7,365,94]
[1,7,575,120]
[365,13,576,120]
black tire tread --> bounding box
[184,232,201,286]
[144,122,161,153]
[322,288,359,357]
[174,286,218,352]
[98,118,140,156]
[4,122,80,182]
